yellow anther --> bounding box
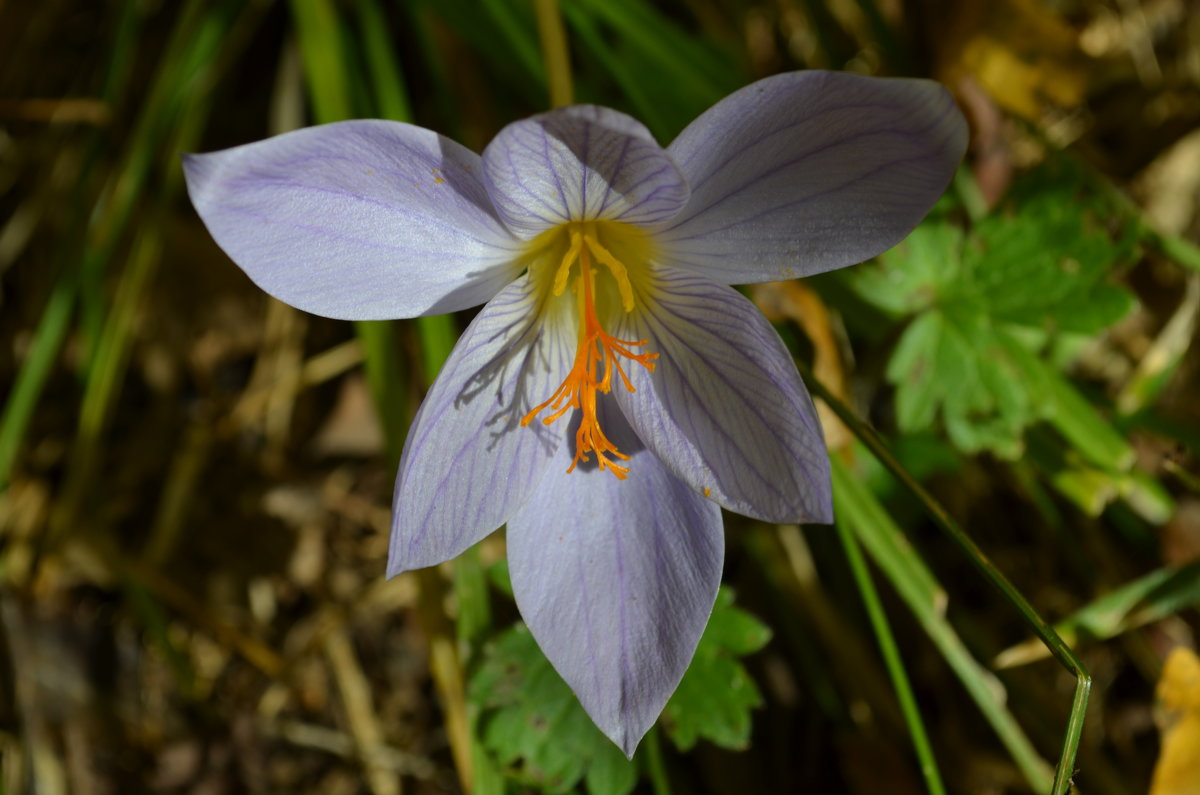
[583,232,635,312]
[552,229,584,297]
[521,224,658,479]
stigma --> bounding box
[521,221,657,479]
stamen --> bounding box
[583,233,635,312]
[551,229,584,297]
[521,224,657,479]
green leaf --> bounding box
[454,544,492,649]
[584,743,639,795]
[469,625,637,794]
[850,219,963,315]
[887,312,945,432]
[854,162,1138,459]
[996,562,1200,668]
[963,186,1137,334]
[659,588,771,751]
[469,588,770,791]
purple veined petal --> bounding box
[183,120,521,320]
[658,71,968,284]
[388,274,575,574]
[613,265,832,523]
[507,402,724,757]
[481,105,691,237]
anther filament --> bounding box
[521,227,657,479]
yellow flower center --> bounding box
[521,221,658,479]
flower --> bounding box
[183,70,967,755]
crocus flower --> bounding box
[184,70,966,755]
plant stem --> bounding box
[643,725,672,795]
[834,485,946,795]
[800,362,1091,795]
[533,0,573,107]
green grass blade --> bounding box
[831,457,1053,791]
[0,0,145,489]
[807,368,1091,795]
[1117,274,1199,413]
[643,725,673,795]
[1155,230,1200,271]
[577,0,734,104]
[46,1,255,540]
[477,0,545,84]
[534,0,574,107]
[834,494,946,795]
[289,0,354,122]
[0,277,77,489]
[563,0,737,139]
[559,3,670,137]
[996,561,1200,668]
[78,0,221,368]
[415,315,456,382]
[354,0,413,121]
[354,320,410,466]
[1042,366,1135,472]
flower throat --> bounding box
[521,222,657,480]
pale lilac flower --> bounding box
[184,71,967,754]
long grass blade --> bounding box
[831,457,1054,790]
[833,487,947,795]
[806,364,1091,795]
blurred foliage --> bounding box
[1,0,1199,793]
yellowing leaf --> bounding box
[1150,646,1200,795]
[932,0,1088,121]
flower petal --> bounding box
[388,275,574,574]
[183,120,519,320]
[614,266,832,523]
[507,405,724,757]
[658,71,967,284]
[482,105,690,237]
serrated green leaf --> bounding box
[942,316,1038,457]
[888,312,944,432]
[469,625,635,794]
[470,587,771,789]
[851,219,964,315]
[700,592,773,656]
[959,171,1137,334]
[659,588,770,752]
[1050,283,1137,334]
[856,161,1138,458]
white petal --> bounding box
[507,405,724,756]
[659,71,967,284]
[388,275,574,574]
[184,120,519,320]
[614,266,832,523]
[482,105,690,236]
